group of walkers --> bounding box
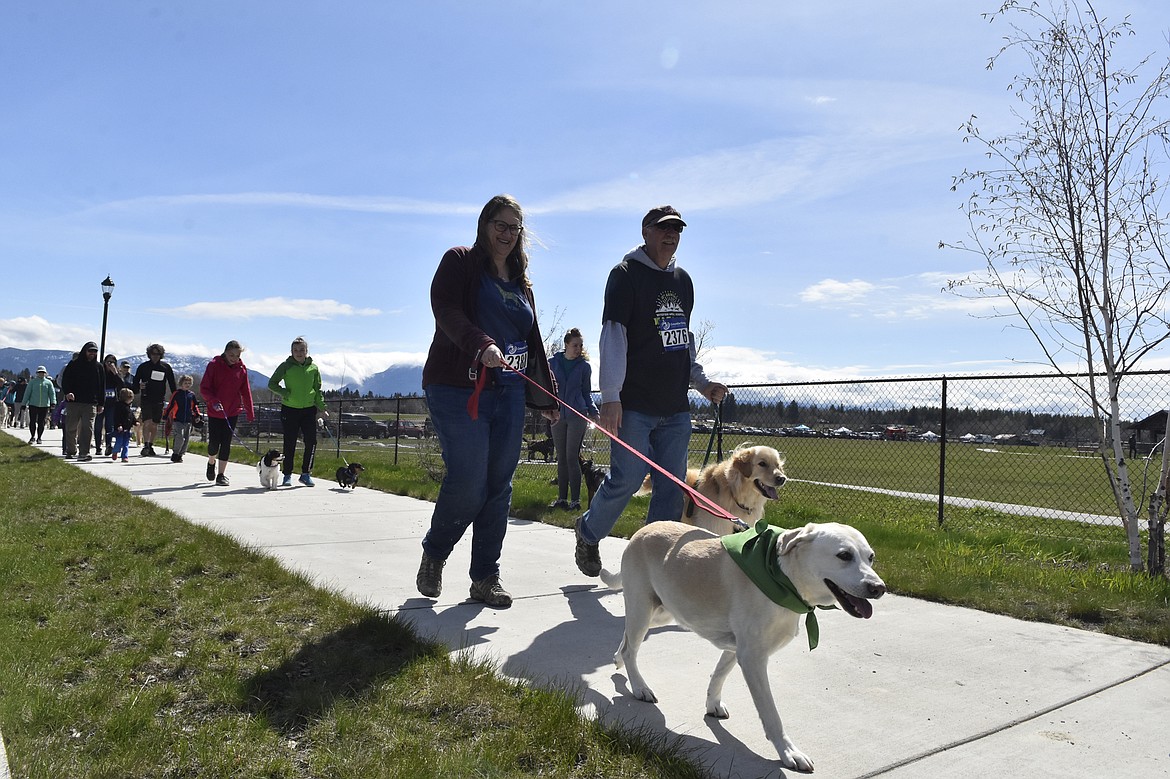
[17,336,328,490]
[416,195,726,609]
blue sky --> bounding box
[3,1,1169,388]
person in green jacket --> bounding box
[267,336,329,487]
[24,366,57,444]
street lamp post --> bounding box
[99,276,115,358]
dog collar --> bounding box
[721,520,833,651]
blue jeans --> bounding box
[423,381,526,581]
[577,409,691,544]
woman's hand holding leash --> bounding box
[481,344,505,369]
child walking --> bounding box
[111,388,137,462]
[163,375,202,463]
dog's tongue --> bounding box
[755,481,780,500]
[842,592,873,619]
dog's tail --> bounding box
[598,567,623,590]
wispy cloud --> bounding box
[84,193,482,217]
[799,278,882,303]
[795,272,1004,321]
[0,315,97,351]
[152,298,381,321]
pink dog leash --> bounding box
[491,362,745,529]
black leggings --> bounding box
[207,416,238,461]
[280,405,318,475]
[28,406,49,439]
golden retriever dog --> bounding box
[600,520,886,773]
[636,444,786,535]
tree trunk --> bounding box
[1106,388,1144,571]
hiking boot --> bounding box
[574,516,602,577]
[215,474,230,487]
[469,575,512,608]
[548,499,570,510]
[298,473,315,487]
[206,462,216,481]
[416,553,445,598]
[281,474,293,487]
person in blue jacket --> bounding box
[547,327,600,511]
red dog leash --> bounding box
[472,361,744,528]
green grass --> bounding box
[0,436,707,779]
[10,428,1166,776]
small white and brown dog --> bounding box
[257,449,283,490]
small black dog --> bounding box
[336,462,365,489]
[579,455,608,508]
[527,437,556,462]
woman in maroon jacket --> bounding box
[416,194,559,609]
[199,340,254,486]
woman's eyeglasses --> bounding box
[489,219,523,236]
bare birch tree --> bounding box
[944,1,1170,572]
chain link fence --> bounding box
[235,371,1170,543]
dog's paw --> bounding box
[705,700,729,719]
[777,741,814,774]
[632,686,658,704]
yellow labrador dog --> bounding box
[600,521,885,774]
[636,444,787,535]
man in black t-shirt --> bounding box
[133,343,176,457]
[573,205,727,577]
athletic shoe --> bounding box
[568,499,581,511]
[121,458,129,463]
[111,452,118,461]
[29,435,35,444]
[281,474,293,487]
[416,553,445,598]
[78,454,93,462]
[36,438,42,444]
[574,515,602,577]
[206,463,216,481]
[548,499,570,510]
[469,575,512,608]
[215,474,230,486]
[170,455,182,463]
[298,473,315,487]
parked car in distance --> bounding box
[386,420,425,438]
[338,412,388,439]
[236,406,283,436]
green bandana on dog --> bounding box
[721,520,835,651]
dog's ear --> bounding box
[777,523,818,556]
[733,448,755,479]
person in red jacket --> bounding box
[199,340,254,487]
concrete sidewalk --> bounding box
[15,429,1170,778]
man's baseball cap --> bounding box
[642,205,686,229]
[120,361,130,367]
